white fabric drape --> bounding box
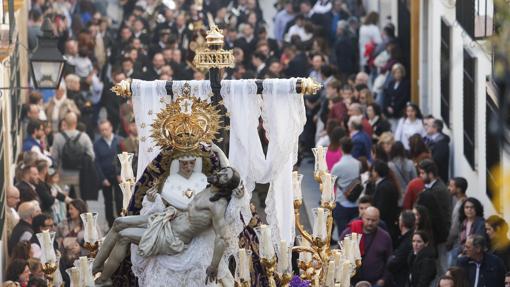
[222,78,306,244]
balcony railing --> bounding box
[456,0,494,39]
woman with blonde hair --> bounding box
[384,63,410,126]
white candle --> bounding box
[119,181,133,210]
[259,225,275,258]
[238,248,250,281]
[118,152,135,182]
[277,240,289,273]
[318,208,326,240]
[343,237,352,263]
[83,213,98,243]
[341,260,351,287]
[352,233,362,261]
[333,250,342,283]
[42,231,52,262]
[79,256,94,286]
[67,267,80,287]
[321,173,331,203]
[292,172,303,200]
[326,260,336,287]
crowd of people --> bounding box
[3,0,509,286]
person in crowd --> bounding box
[94,120,124,227]
[326,80,348,126]
[352,195,388,230]
[348,103,373,136]
[29,213,55,259]
[456,234,506,287]
[9,201,41,254]
[366,160,400,240]
[377,132,394,155]
[445,266,470,287]
[27,258,44,280]
[332,137,361,236]
[5,259,30,287]
[366,103,391,144]
[416,159,452,240]
[485,215,510,269]
[326,127,346,171]
[446,177,468,265]
[394,103,425,150]
[424,118,450,182]
[10,241,32,263]
[15,164,39,204]
[316,119,341,148]
[5,186,21,239]
[349,116,372,160]
[388,141,417,203]
[408,231,436,287]
[45,83,80,133]
[408,134,432,166]
[56,199,88,246]
[34,160,63,215]
[50,112,95,199]
[437,275,456,287]
[358,12,382,73]
[388,210,415,287]
[341,207,392,286]
[506,272,510,287]
[452,197,486,264]
[46,167,70,224]
[412,205,435,245]
[22,120,50,166]
[334,20,357,81]
[383,63,410,126]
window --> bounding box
[463,49,476,169]
[456,0,494,39]
[486,94,500,200]
[440,19,451,127]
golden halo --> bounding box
[151,83,222,153]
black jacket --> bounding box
[456,253,506,287]
[372,178,400,239]
[79,154,100,201]
[388,230,413,287]
[427,133,450,182]
[35,182,57,214]
[16,181,39,204]
[9,220,34,254]
[416,179,451,244]
[408,245,436,287]
[334,32,357,75]
[383,79,410,119]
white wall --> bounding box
[419,0,500,216]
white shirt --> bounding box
[395,117,426,150]
[358,24,382,66]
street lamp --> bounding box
[29,17,65,89]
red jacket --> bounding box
[402,178,425,210]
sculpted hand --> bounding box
[146,189,157,202]
[205,265,218,284]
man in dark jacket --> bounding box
[457,234,506,287]
[334,21,356,80]
[349,116,372,160]
[424,118,450,182]
[8,201,41,254]
[94,120,124,228]
[15,164,40,204]
[388,210,415,287]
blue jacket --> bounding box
[23,136,41,152]
[351,131,372,161]
[456,252,506,287]
[93,136,122,182]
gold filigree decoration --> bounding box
[151,83,222,153]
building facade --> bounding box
[404,0,509,220]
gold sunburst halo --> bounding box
[151,83,222,153]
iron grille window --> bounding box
[486,94,500,200]
[456,0,493,39]
[463,49,476,169]
[440,19,451,127]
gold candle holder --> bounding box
[234,280,250,287]
[260,257,277,287]
[83,241,99,258]
[279,273,293,286]
[42,262,59,287]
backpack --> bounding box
[61,132,85,170]
[342,178,364,202]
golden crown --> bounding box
[151,83,222,153]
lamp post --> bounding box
[29,17,65,89]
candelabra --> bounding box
[37,231,63,287]
[118,152,136,217]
